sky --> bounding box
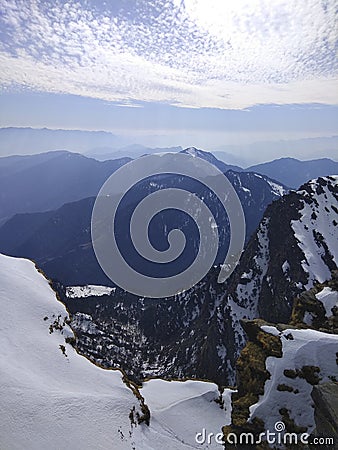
[0,0,337,162]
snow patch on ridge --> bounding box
[316,286,338,318]
[266,179,288,197]
[141,379,234,446]
[249,326,338,435]
[291,176,338,288]
[66,285,115,298]
[234,218,270,309]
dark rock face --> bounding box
[311,382,338,449]
[223,319,282,437]
[57,268,240,386]
[291,270,338,333]
[225,193,306,325]
[226,176,338,325]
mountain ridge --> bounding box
[0,150,131,221]
[248,156,338,189]
[52,176,338,387]
[0,168,289,286]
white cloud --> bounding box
[0,0,337,109]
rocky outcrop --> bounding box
[291,270,338,333]
[223,319,282,443]
[57,267,240,386]
[311,382,338,448]
[223,276,338,449]
[226,176,338,325]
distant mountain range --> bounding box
[0,147,243,223]
[0,127,128,155]
[214,135,338,167]
[1,146,337,225]
[0,158,288,286]
[0,147,337,287]
[85,144,184,161]
[0,150,131,222]
[181,147,242,172]
[1,126,336,169]
[248,157,338,189]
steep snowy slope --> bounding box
[0,254,231,450]
[291,177,338,288]
[0,254,143,449]
[227,175,338,324]
[141,379,234,448]
[250,326,338,434]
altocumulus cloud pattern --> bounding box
[0,0,337,109]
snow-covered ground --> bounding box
[249,325,338,435]
[141,379,233,448]
[0,253,230,449]
[315,286,338,318]
[291,176,338,288]
[66,285,116,298]
[265,179,288,197]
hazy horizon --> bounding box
[0,1,337,165]
[0,126,337,167]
